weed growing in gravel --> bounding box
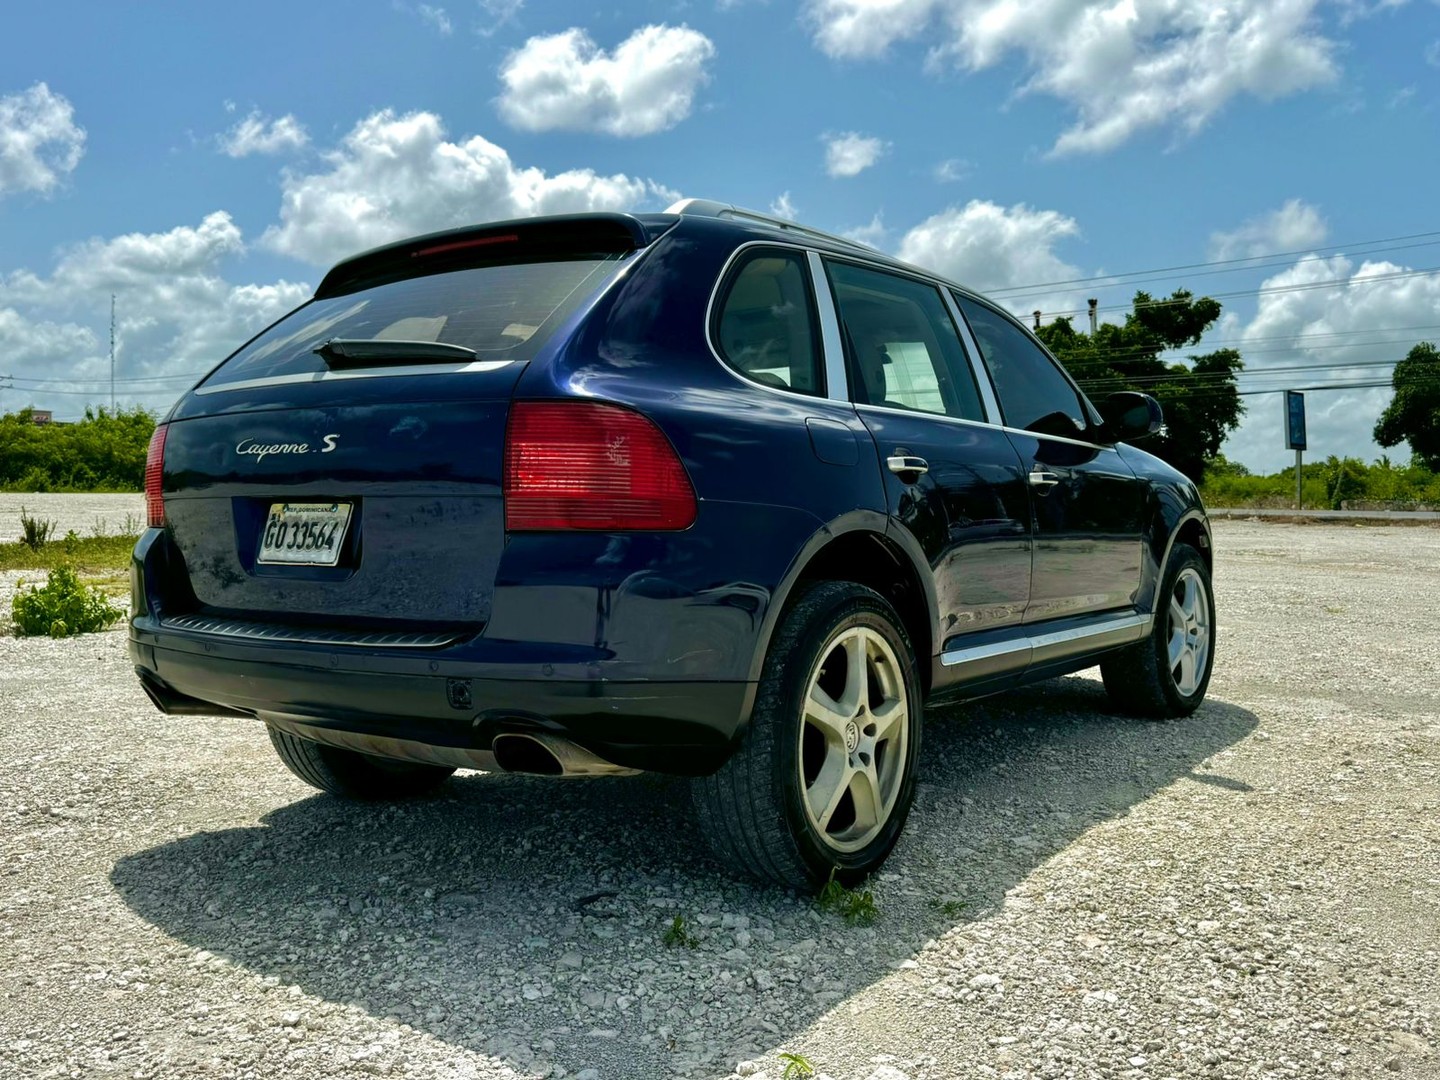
[12,566,124,637]
[930,897,968,917]
[662,915,698,949]
[777,1051,817,1079]
[816,871,878,926]
[19,507,55,551]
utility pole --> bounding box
[109,294,116,414]
[1033,310,1042,331]
[1088,298,1098,335]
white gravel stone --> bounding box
[0,516,1437,1080]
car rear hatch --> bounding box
[153,214,666,640]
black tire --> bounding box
[691,581,923,889]
[1101,542,1215,718]
[267,727,455,799]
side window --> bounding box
[954,294,1088,435]
[824,261,984,421]
[713,250,824,396]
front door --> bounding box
[952,294,1146,623]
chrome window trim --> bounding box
[702,240,849,405]
[856,401,997,434]
[806,250,850,403]
[997,424,1115,453]
[194,361,516,396]
[941,288,1002,425]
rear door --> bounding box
[821,258,1032,656]
[952,294,1146,623]
[158,224,636,630]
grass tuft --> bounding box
[777,1051,816,1079]
[662,915,699,949]
[816,870,878,926]
[0,532,137,573]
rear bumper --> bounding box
[129,628,751,775]
[129,522,761,775]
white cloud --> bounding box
[417,4,453,34]
[0,308,96,366]
[824,131,886,177]
[219,112,309,157]
[1387,84,1417,109]
[804,0,1339,155]
[843,213,887,248]
[477,0,524,36]
[497,25,715,136]
[770,191,797,218]
[895,199,1083,313]
[0,213,309,415]
[1209,199,1328,261]
[933,157,972,183]
[1220,254,1440,471]
[261,109,673,266]
[0,82,85,197]
[1427,40,1440,67]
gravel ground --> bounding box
[1,521,1437,1080]
[0,493,145,543]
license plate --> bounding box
[257,502,353,566]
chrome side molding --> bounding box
[941,610,1151,674]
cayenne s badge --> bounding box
[235,434,339,463]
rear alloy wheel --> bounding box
[692,582,922,888]
[268,727,455,799]
[1101,542,1215,718]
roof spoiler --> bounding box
[314,213,674,299]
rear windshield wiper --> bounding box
[314,338,478,369]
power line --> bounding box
[1039,264,1440,320]
[986,227,1440,297]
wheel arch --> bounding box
[1141,506,1212,618]
[746,510,937,694]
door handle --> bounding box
[886,455,929,476]
[1028,467,1061,490]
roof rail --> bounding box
[664,198,881,256]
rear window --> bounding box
[203,255,623,388]
[712,249,824,396]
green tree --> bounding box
[1037,289,1245,484]
[1374,341,1440,471]
[0,406,156,492]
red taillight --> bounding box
[504,402,696,531]
[145,423,168,528]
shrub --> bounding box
[11,566,124,638]
[19,507,55,551]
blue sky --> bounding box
[1,0,1437,471]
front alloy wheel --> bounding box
[1167,566,1211,696]
[1101,541,1215,717]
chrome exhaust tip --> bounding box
[491,732,639,778]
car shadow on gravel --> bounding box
[111,675,1258,1079]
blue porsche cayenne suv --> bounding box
[130,199,1214,888]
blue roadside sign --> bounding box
[1285,390,1307,451]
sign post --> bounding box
[1285,390,1307,509]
